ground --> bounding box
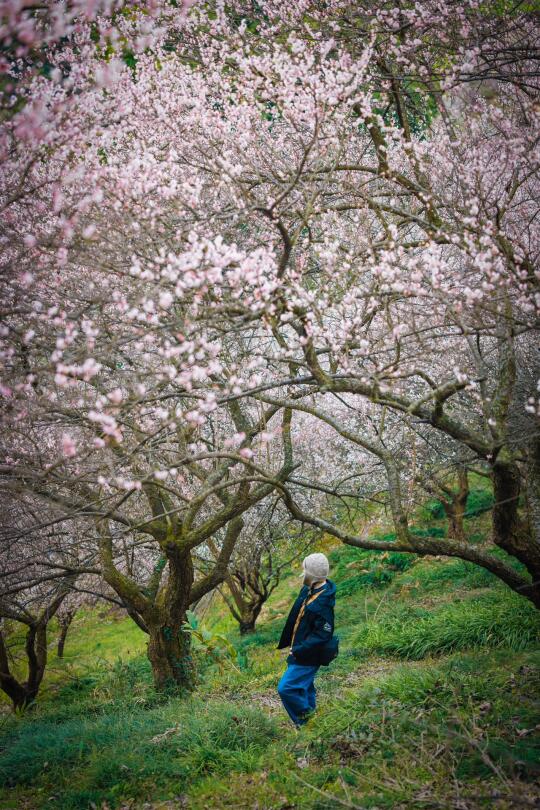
[1,518,539,809]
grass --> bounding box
[0,698,277,808]
[353,589,540,659]
[0,607,147,712]
[1,529,539,810]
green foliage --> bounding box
[227,1,268,35]
[479,0,540,14]
[89,657,155,707]
[261,99,278,122]
[368,82,439,140]
[182,611,241,673]
[234,620,281,650]
[424,487,494,520]
[122,49,137,73]
[398,557,497,590]
[425,497,446,519]
[328,539,419,596]
[354,590,540,659]
[385,552,414,571]
[412,526,446,538]
[465,487,494,517]
[0,698,278,807]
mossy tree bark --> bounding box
[145,545,197,691]
[98,515,251,691]
[492,453,540,607]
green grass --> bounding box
[353,589,540,659]
[0,607,147,712]
[57,607,147,663]
[187,646,540,809]
[327,541,418,596]
[0,698,277,809]
[397,556,498,590]
[1,536,539,810]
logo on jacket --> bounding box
[323,622,331,632]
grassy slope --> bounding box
[1,521,539,809]
[0,606,147,712]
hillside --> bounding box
[1,531,539,810]
[2,4,540,809]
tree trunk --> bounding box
[443,469,469,542]
[239,620,255,635]
[146,546,197,692]
[57,610,75,658]
[238,600,264,635]
[492,453,540,607]
[25,624,47,704]
[147,619,195,692]
[0,623,47,711]
[525,432,540,560]
[0,628,28,710]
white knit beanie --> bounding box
[300,552,330,582]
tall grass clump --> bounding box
[354,590,540,659]
[0,697,278,808]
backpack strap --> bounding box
[290,586,325,649]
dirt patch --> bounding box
[341,657,400,686]
[249,692,283,712]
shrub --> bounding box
[425,498,446,519]
[464,488,494,517]
[425,489,494,521]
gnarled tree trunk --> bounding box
[57,609,76,659]
[146,618,195,692]
[238,601,264,635]
[222,571,267,635]
[0,581,73,710]
[492,453,540,607]
[0,622,48,710]
[146,546,197,692]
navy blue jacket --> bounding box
[276,579,336,666]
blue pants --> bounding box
[277,661,320,726]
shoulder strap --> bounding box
[290,587,325,649]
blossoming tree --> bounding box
[1,0,540,708]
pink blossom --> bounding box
[107,388,123,404]
[61,434,77,458]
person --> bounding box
[276,552,337,728]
